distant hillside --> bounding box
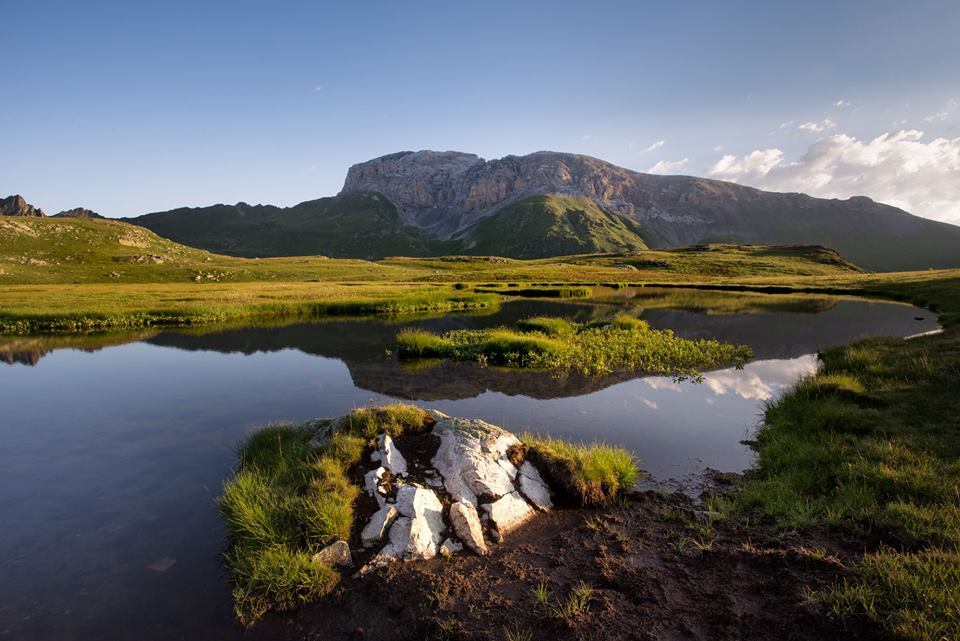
[125,193,448,258]
[53,207,104,219]
[459,195,649,258]
[0,215,863,287]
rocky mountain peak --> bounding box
[0,195,45,217]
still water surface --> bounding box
[0,288,938,640]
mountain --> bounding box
[124,193,448,258]
[1,195,45,217]
[124,151,960,270]
[53,207,104,219]
[339,151,960,271]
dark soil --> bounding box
[249,491,879,641]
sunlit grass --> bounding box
[520,433,639,506]
[396,315,752,377]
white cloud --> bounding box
[642,140,665,152]
[798,118,837,133]
[701,356,818,401]
[646,158,689,174]
[834,100,851,108]
[581,134,592,141]
[313,84,324,92]
[706,129,960,224]
[643,377,681,392]
[639,397,658,410]
[713,144,723,152]
[925,98,958,122]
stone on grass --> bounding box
[361,505,398,548]
[449,500,489,555]
[482,491,535,535]
[517,461,553,511]
[312,540,352,568]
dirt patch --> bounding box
[248,491,878,641]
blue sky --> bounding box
[3,0,959,222]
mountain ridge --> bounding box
[8,149,960,270]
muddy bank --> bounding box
[248,490,878,641]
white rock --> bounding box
[517,461,553,511]
[432,417,521,505]
[312,540,352,568]
[367,516,412,568]
[364,466,388,508]
[393,485,445,560]
[440,538,463,557]
[482,491,536,535]
[361,505,398,548]
[377,433,408,477]
[448,500,489,555]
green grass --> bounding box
[218,405,432,624]
[519,433,639,506]
[0,216,875,335]
[396,315,752,377]
[463,195,649,259]
[725,275,960,640]
[0,284,499,333]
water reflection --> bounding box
[0,289,940,641]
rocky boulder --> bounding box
[339,410,553,575]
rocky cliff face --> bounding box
[340,150,960,270]
[0,195,44,217]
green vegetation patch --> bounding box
[726,282,960,640]
[395,313,752,377]
[515,434,639,506]
[218,404,432,625]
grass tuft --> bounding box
[521,434,640,506]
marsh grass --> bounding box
[0,287,499,334]
[396,314,751,377]
[520,434,639,506]
[218,404,431,624]
[728,278,960,639]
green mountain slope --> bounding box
[0,216,407,284]
[126,193,447,259]
[460,195,649,258]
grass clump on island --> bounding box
[396,314,752,377]
[726,277,960,641]
[218,403,433,625]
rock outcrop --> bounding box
[338,151,960,271]
[0,195,44,217]
[306,410,554,575]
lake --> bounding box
[0,287,939,640]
